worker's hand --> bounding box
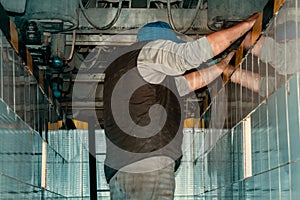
[244,13,261,28]
[223,64,236,78]
[216,51,235,71]
[206,12,260,56]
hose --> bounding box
[79,0,123,30]
[167,0,203,33]
[66,30,76,61]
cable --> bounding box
[167,0,177,31]
[84,0,92,8]
[79,0,123,30]
[47,2,80,34]
[5,48,13,61]
[74,51,85,62]
[167,0,203,33]
[154,2,163,8]
[67,30,76,61]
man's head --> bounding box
[137,21,183,43]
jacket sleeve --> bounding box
[137,36,214,85]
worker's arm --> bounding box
[224,64,282,97]
[138,14,260,79]
[184,51,235,92]
[245,30,300,75]
[206,13,260,56]
[223,65,260,93]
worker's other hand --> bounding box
[244,31,266,56]
[243,30,253,50]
